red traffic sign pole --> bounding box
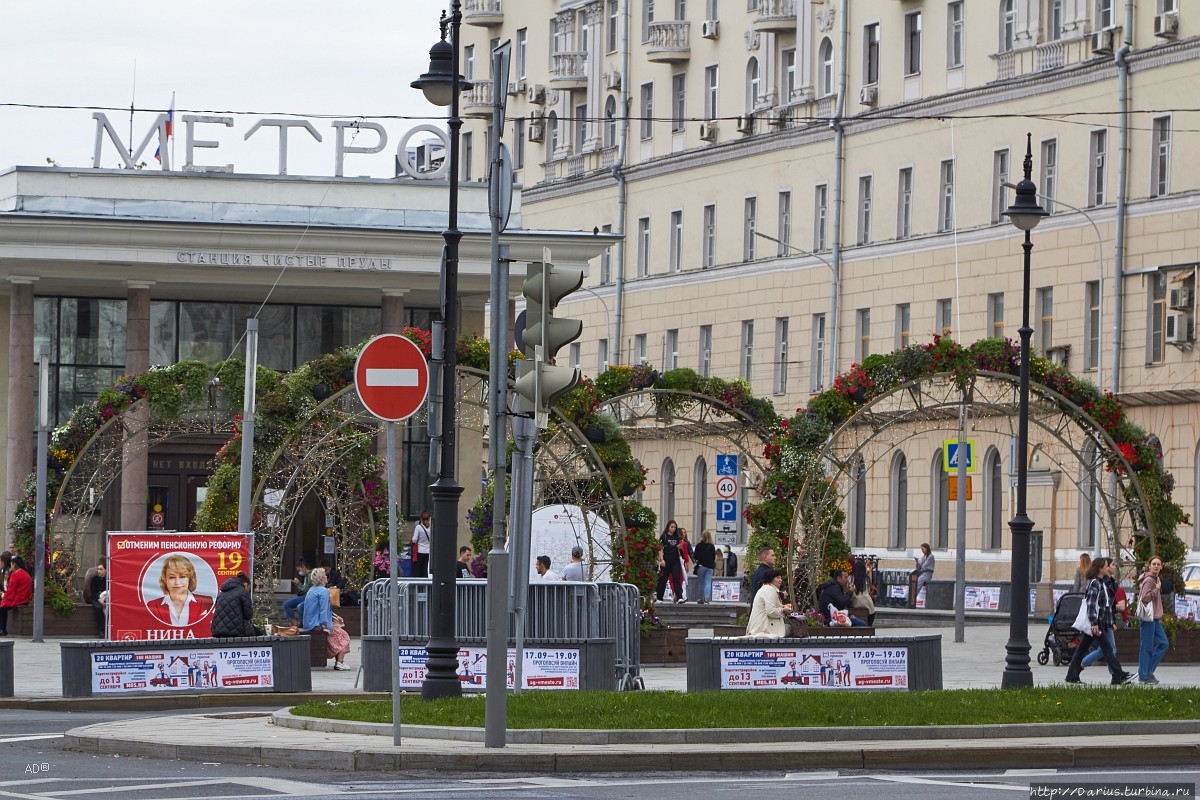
[354,334,430,421]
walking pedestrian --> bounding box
[1137,556,1169,684]
[1065,557,1133,685]
[655,520,686,603]
[692,530,717,603]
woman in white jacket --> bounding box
[745,569,792,637]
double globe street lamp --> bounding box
[1000,133,1050,689]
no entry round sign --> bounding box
[354,334,430,422]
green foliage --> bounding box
[46,583,77,617]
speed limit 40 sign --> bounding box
[716,476,738,498]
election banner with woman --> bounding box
[106,532,253,640]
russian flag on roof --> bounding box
[154,94,174,163]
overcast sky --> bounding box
[0,2,446,178]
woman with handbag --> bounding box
[1137,556,1170,684]
[1064,557,1133,685]
[301,568,350,670]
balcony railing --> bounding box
[753,0,797,32]
[461,81,494,118]
[994,50,1017,80]
[646,20,690,63]
[549,51,588,89]
[463,0,503,27]
[1036,41,1066,70]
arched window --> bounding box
[661,458,676,524]
[848,456,867,548]
[693,457,709,535]
[746,57,760,113]
[983,446,1004,550]
[547,111,560,152]
[818,38,834,97]
[1079,441,1099,549]
[1000,0,1016,52]
[931,450,949,549]
[889,451,908,549]
[604,95,617,148]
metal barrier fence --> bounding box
[362,578,643,690]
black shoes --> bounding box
[1112,671,1134,685]
[1064,676,1081,684]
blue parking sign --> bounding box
[716,454,738,476]
[716,499,737,521]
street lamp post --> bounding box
[1000,134,1049,689]
[412,3,473,700]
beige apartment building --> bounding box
[460,0,1200,582]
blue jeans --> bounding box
[1080,627,1116,668]
[1139,619,1169,680]
[282,594,305,622]
[849,615,868,627]
[696,565,713,601]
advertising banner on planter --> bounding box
[106,532,253,640]
[397,646,580,690]
[719,646,908,690]
[90,645,274,693]
[964,586,1002,610]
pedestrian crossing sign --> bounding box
[942,439,976,472]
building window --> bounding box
[637,217,651,277]
[699,324,712,376]
[635,333,647,365]
[574,102,587,153]
[604,95,617,148]
[1152,116,1171,198]
[988,292,1005,339]
[782,48,797,101]
[740,320,754,381]
[932,450,949,550]
[639,82,654,140]
[849,457,867,548]
[863,23,879,85]
[1085,281,1100,370]
[461,132,472,181]
[661,457,676,525]
[857,175,872,246]
[1150,272,1167,363]
[1089,129,1107,207]
[1001,0,1016,52]
[773,317,789,395]
[702,204,716,268]
[607,0,618,52]
[642,0,655,41]
[896,303,911,349]
[818,38,834,96]
[983,447,1003,550]
[1040,139,1057,214]
[937,298,953,336]
[704,65,719,119]
[777,191,792,256]
[939,159,955,232]
[600,224,613,284]
[904,11,922,75]
[598,338,609,372]
[897,167,913,240]
[464,45,475,81]
[516,28,528,79]
[707,0,719,20]
[992,149,1010,224]
[814,183,828,251]
[745,57,760,113]
[675,0,687,19]
[1047,0,1064,40]
[671,73,686,133]
[693,456,709,534]
[665,328,679,370]
[890,451,908,549]
[743,196,758,261]
[547,111,560,152]
[1097,0,1115,29]
[811,313,826,391]
[1036,287,1054,354]
[512,117,525,169]
[856,308,871,361]
[947,1,964,68]
[669,210,684,272]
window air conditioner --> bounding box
[527,84,546,105]
[770,107,790,128]
[1154,13,1179,39]
[1166,311,1192,343]
[604,70,622,91]
[860,85,878,106]
[528,112,545,142]
[699,121,719,142]
[1170,287,1192,310]
[736,115,753,134]
[507,80,526,96]
[1091,28,1116,56]
[701,20,719,39]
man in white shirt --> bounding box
[534,555,560,582]
[560,546,585,581]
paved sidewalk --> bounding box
[6,623,1200,772]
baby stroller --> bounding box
[1037,592,1085,666]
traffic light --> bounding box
[515,260,583,426]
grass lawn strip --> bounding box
[293,688,1200,729]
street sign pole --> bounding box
[387,421,401,747]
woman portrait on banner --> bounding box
[145,553,214,627]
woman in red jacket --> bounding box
[0,555,32,636]
[145,554,213,627]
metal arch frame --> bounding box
[789,371,1154,598]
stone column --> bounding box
[5,278,36,543]
[120,282,153,532]
[381,291,406,334]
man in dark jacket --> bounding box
[817,569,867,626]
[211,573,257,638]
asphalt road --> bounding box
[2,710,1197,800]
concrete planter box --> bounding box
[0,641,12,697]
[1115,626,1200,663]
[10,604,97,638]
[641,627,687,664]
